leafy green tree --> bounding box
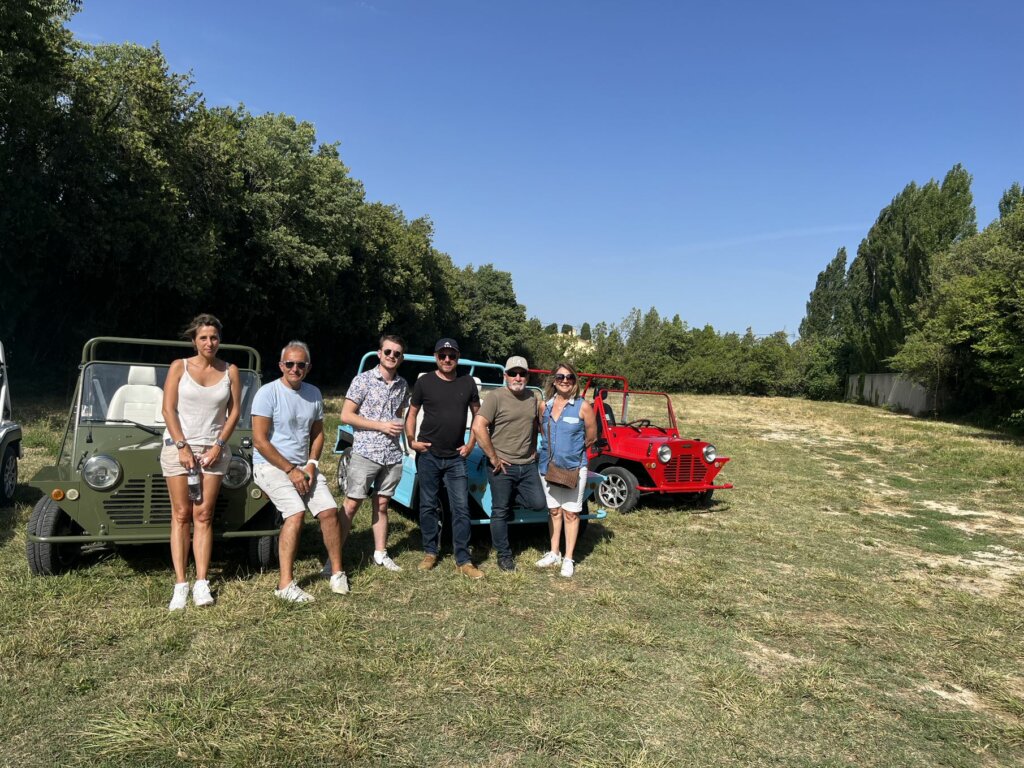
[579,322,592,341]
[544,323,558,334]
[846,165,976,372]
[999,182,1022,220]
[799,248,848,340]
[453,264,527,362]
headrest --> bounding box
[127,366,157,386]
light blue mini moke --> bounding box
[333,352,607,537]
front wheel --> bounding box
[0,444,17,506]
[335,448,351,497]
[26,497,81,575]
[248,534,279,571]
[597,467,640,513]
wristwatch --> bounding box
[175,440,187,449]
[215,438,227,448]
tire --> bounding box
[597,466,640,513]
[576,500,589,539]
[247,505,282,570]
[697,489,714,507]
[248,534,279,571]
[335,448,351,497]
[0,444,16,506]
[26,497,81,575]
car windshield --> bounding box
[597,390,675,430]
[78,362,259,429]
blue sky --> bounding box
[70,0,1023,337]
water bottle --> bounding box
[187,465,202,502]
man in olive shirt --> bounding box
[471,355,546,572]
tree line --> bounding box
[1,1,532,383]
[4,3,1021,426]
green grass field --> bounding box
[2,394,1023,767]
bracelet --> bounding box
[286,464,297,473]
[306,459,319,467]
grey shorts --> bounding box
[160,443,231,477]
[345,453,403,500]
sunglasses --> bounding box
[554,373,576,382]
[381,349,403,358]
[506,370,527,379]
[437,352,458,361]
[281,361,308,370]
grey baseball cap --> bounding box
[504,355,529,372]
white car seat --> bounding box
[107,366,163,425]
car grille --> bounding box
[664,455,708,483]
[103,477,229,526]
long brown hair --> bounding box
[182,313,223,342]
[544,362,581,400]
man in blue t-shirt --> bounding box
[251,340,347,602]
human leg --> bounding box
[486,465,515,561]
[166,475,192,584]
[442,457,473,566]
[191,472,223,582]
[416,452,443,556]
[277,512,303,590]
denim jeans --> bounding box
[416,451,472,565]
[487,461,546,560]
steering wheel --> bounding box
[625,419,652,430]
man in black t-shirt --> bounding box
[405,338,483,578]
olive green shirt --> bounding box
[478,387,539,464]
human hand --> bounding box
[178,446,196,470]
[379,420,403,437]
[489,456,509,474]
[199,445,221,468]
[457,444,473,458]
[288,466,310,495]
[410,440,431,453]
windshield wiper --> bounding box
[81,418,162,436]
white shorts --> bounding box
[253,463,337,519]
[541,468,587,514]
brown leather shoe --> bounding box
[456,562,484,580]
[418,553,438,571]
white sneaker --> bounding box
[535,551,562,568]
[168,582,189,611]
[374,551,402,572]
[275,581,315,603]
[192,579,214,607]
[560,559,575,578]
[329,571,350,594]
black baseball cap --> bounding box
[434,338,460,353]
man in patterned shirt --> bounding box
[339,334,410,572]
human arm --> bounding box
[404,403,431,453]
[580,401,597,450]
[306,419,325,480]
[160,359,195,470]
[471,413,507,473]
[341,398,402,437]
[252,414,310,495]
[459,401,480,457]
[200,364,242,469]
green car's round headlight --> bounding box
[83,454,121,490]
[222,456,252,489]
[657,445,672,463]
[702,444,717,464]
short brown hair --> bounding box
[379,333,405,351]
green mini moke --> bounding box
[26,337,280,575]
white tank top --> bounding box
[163,359,231,445]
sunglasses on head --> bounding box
[437,352,458,361]
[282,360,308,370]
[381,349,403,358]
[506,369,527,379]
[554,373,576,382]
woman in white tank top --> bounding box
[160,314,242,611]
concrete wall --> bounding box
[846,373,941,416]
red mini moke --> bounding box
[532,370,732,513]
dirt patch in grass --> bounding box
[887,544,1024,597]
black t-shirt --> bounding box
[410,373,481,458]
